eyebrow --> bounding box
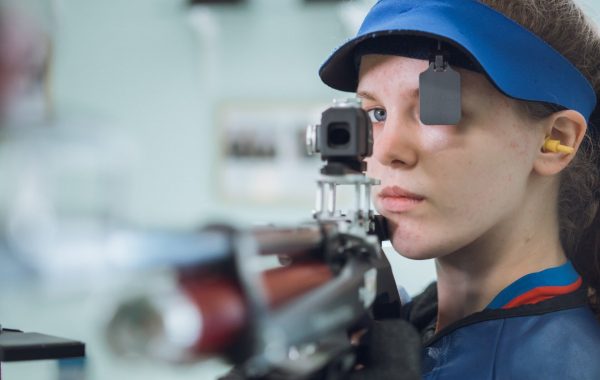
[357,88,421,102]
[356,91,376,101]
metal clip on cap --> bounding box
[433,54,446,72]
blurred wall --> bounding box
[2,1,394,380]
[52,0,361,228]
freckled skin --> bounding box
[358,55,542,260]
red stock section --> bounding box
[263,261,333,308]
[179,261,333,355]
[180,275,246,354]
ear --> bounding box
[533,110,588,176]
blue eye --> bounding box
[367,108,386,123]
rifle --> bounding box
[106,99,404,379]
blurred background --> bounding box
[0,0,598,379]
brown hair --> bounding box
[479,0,600,316]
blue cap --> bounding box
[319,0,597,122]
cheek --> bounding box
[418,124,457,152]
[418,146,533,251]
[439,148,524,203]
[365,156,384,178]
[431,141,535,242]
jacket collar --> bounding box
[486,261,582,310]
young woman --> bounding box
[318,0,600,378]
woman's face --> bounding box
[358,54,543,260]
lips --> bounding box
[377,186,424,213]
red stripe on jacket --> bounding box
[502,277,583,309]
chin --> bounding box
[389,236,441,261]
[386,219,453,261]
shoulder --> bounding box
[496,306,600,379]
[423,304,600,380]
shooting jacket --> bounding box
[404,262,600,380]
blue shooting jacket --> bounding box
[404,262,600,380]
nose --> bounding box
[371,114,418,168]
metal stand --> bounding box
[314,174,380,233]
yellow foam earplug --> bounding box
[543,138,574,154]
